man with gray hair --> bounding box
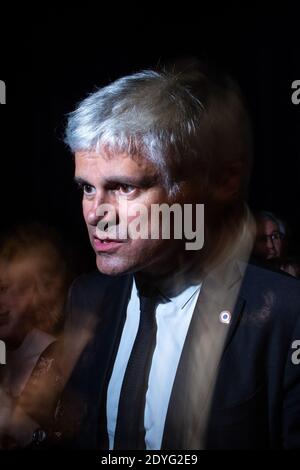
[253,210,286,262]
[45,62,300,450]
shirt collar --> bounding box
[164,283,201,310]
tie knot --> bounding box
[135,277,170,317]
[136,280,169,312]
[139,293,161,314]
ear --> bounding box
[212,160,244,204]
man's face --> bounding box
[254,219,284,260]
[75,151,188,276]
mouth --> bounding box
[93,236,125,253]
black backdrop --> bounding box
[0,9,299,268]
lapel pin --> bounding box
[219,310,231,324]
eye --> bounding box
[82,184,96,196]
[118,184,136,195]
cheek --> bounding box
[8,298,25,317]
[82,200,90,223]
[128,237,166,259]
[9,286,35,315]
[2,291,18,310]
[257,241,267,250]
[274,241,282,252]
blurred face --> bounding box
[253,219,284,260]
[75,151,191,277]
[0,259,37,346]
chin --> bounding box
[95,254,134,277]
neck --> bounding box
[136,205,255,297]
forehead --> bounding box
[0,259,30,286]
[75,150,157,180]
[0,254,45,284]
[262,219,279,233]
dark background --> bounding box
[0,8,299,269]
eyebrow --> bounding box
[74,176,91,186]
[74,175,158,188]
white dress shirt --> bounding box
[107,277,201,450]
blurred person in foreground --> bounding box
[31,61,300,449]
[0,223,70,448]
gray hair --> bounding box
[65,66,252,196]
[257,211,286,236]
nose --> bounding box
[86,196,119,230]
[85,189,107,226]
[266,236,275,250]
[86,205,100,226]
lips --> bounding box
[93,237,125,253]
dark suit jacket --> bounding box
[54,262,300,449]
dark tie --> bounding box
[113,288,163,450]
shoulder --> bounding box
[72,269,113,288]
[66,270,132,323]
[241,262,299,298]
[239,262,300,329]
[241,261,299,290]
[71,269,132,298]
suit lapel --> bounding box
[62,273,133,449]
[162,260,246,450]
[93,274,134,448]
